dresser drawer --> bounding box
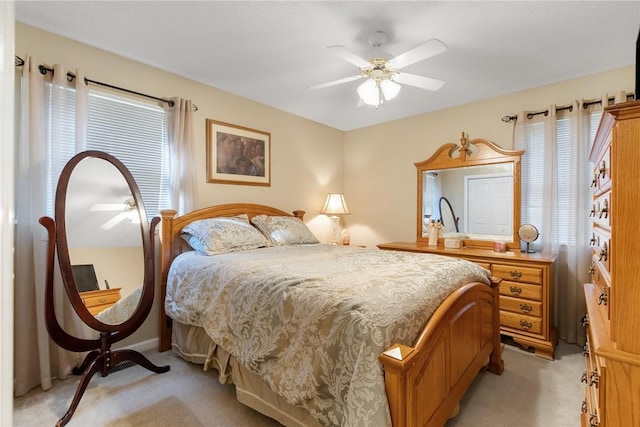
[500,295,542,317]
[500,311,542,334]
[591,145,611,194]
[492,264,542,284]
[591,190,611,230]
[82,292,119,307]
[591,228,610,273]
[499,280,542,301]
[80,288,121,315]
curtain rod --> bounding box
[14,55,198,112]
[501,92,635,123]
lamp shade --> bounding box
[357,79,380,106]
[380,79,401,101]
[320,193,350,215]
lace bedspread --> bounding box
[165,244,490,427]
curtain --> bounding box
[513,92,626,346]
[163,97,195,214]
[14,57,89,396]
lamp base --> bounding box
[329,216,340,245]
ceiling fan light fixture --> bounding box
[380,79,401,101]
[357,79,380,106]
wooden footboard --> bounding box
[379,277,503,427]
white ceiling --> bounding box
[15,1,640,131]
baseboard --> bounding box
[113,338,158,353]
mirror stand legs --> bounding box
[57,348,170,427]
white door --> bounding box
[465,175,512,235]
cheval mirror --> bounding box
[39,150,169,427]
[416,132,525,250]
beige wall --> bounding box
[16,22,635,346]
[344,66,634,247]
[15,22,345,347]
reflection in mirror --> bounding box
[416,132,524,249]
[65,157,143,324]
[438,197,459,233]
[422,164,514,240]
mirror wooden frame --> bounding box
[416,132,525,250]
[39,150,169,427]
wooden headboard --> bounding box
[157,203,305,351]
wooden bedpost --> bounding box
[488,276,504,374]
[158,209,177,352]
[293,210,305,220]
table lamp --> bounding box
[320,193,350,244]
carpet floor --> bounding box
[13,340,583,427]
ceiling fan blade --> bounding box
[100,212,128,230]
[91,203,127,211]
[394,72,445,91]
[326,45,371,68]
[388,38,447,70]
[309,75,363,90]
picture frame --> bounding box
[206,119,271,186]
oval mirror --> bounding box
[55,151,154,334]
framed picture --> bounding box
[206,119,271,186]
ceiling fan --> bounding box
[310,31,447,107]
[91,198,140,230]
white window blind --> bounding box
[520,109,602,247]
[86,91,169,219]
[42,84,170,219]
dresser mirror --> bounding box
[416,132,524,249]
[39,150,169,427]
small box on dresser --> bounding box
[582,100,640,427]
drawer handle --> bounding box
[98,298,107,304]
[599,160,606,178]
[589,233,596,246]
[590,173,598,188]
[598,242,608,262]
[588,264,595,276]
[598,199,608,219]
[519,303,533,314]
[509,270,523,280]
[583,343,590,357]
[581,371,588,383]
[589,369,599,387]
[581,400,587,413]
[581,314,589,328]
[509,286,522,296]
[589,203,596,217]
[597,290,607,306]
[589,413,599,427]
[519,320,532,330]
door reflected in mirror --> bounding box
[65,157,143,324]
[422,163,514,241]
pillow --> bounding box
[251,215,319,246]
[181,214,271,255]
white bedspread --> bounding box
[165,244,490,427]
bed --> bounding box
[157,203,503,427]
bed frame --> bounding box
[157,203,504,427]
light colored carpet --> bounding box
[13,340,583,427]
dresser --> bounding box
[377,242,557,360]
[80,288,121,316]
[581,101,640,427]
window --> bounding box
[86,91,169,219]
[519,108,601,247]
[43,84,169,219]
